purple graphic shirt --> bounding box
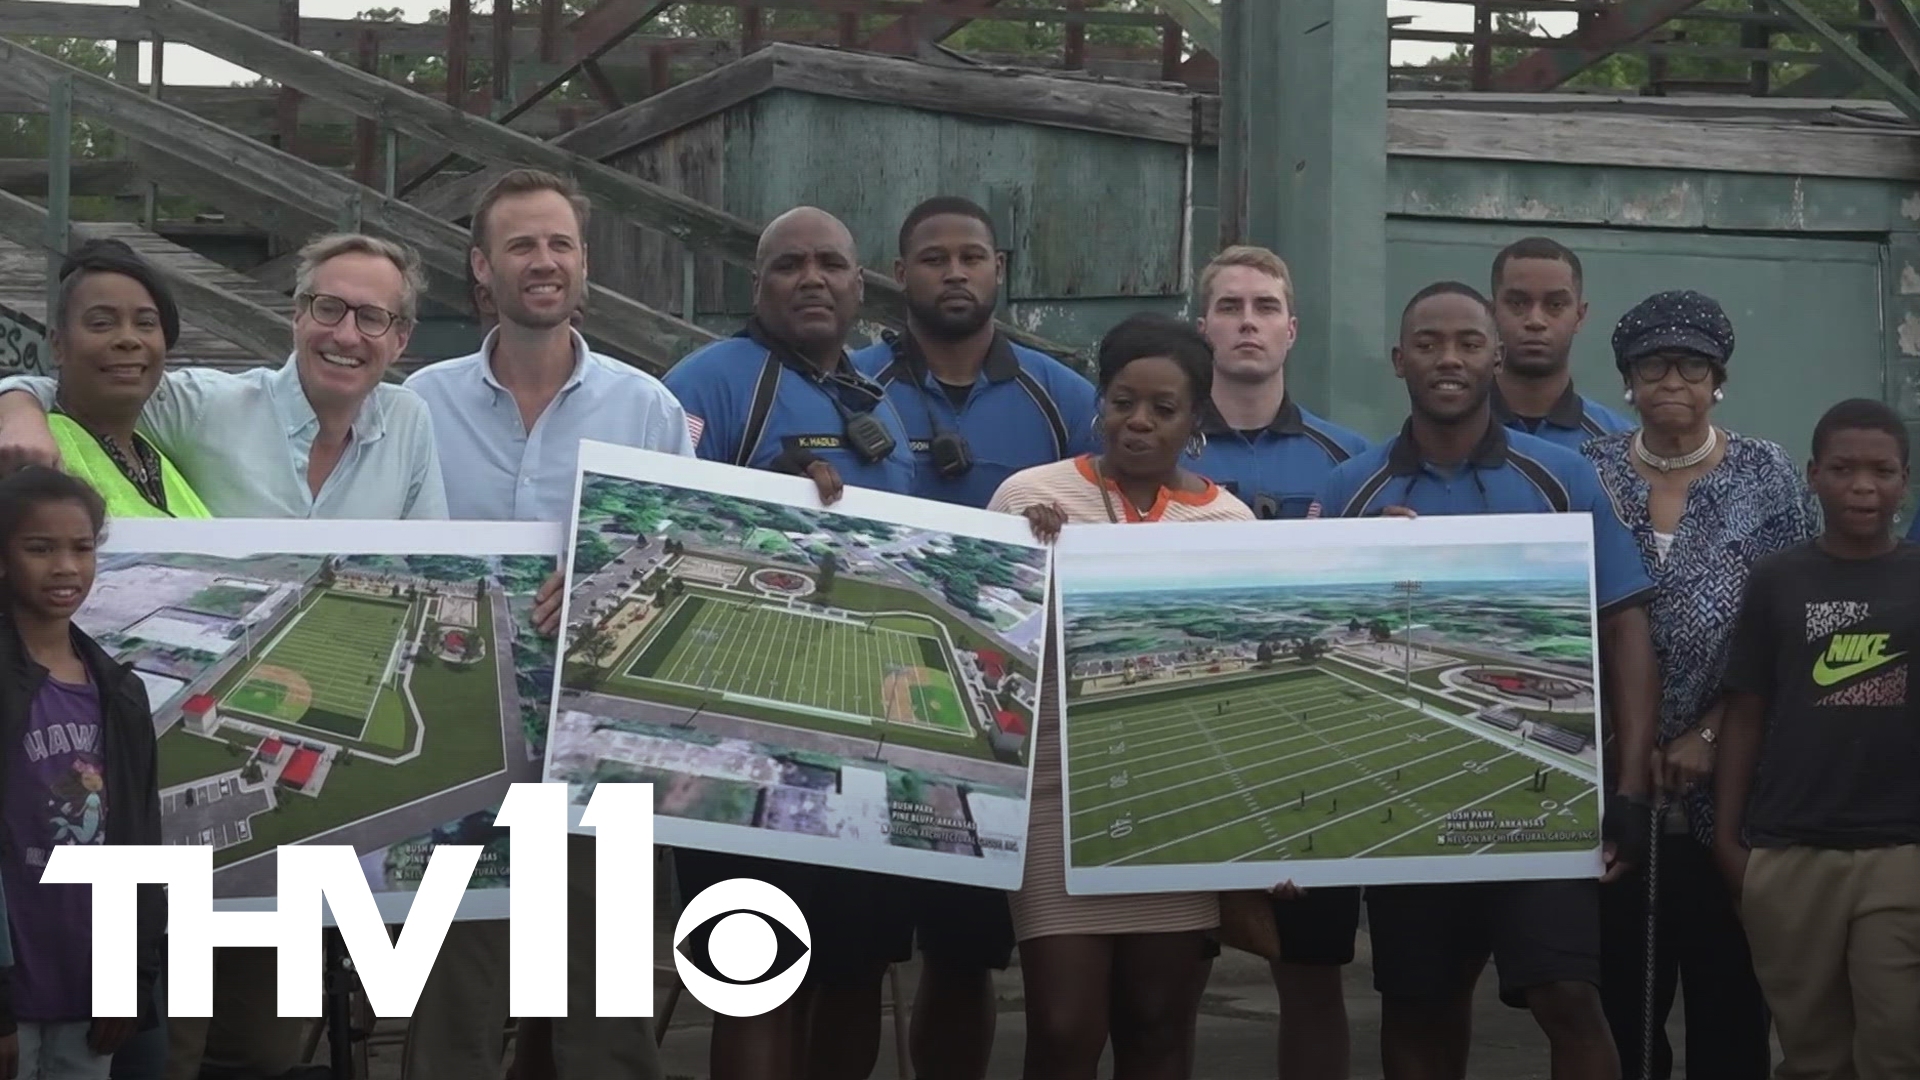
[2,674,108,1021]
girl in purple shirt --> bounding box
[0,467,163,1079]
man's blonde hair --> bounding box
[1197,245,1295,313]
[292,233,427,321]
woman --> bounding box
[989,313,1254,1079]
[1581,290,1814,1080]
[46,239,210,519]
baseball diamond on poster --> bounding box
[1056,513,1607,895]
[88,518,563,923]
[542,440,1049,891]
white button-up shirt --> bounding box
[403,328,694,522]
[0,359,448,519]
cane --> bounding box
[1639,795,1669,1080]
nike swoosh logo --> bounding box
[1812,651,1906,686]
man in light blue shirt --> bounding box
[401,168,685,1080]
[0,232,446,1079]
[0,233,447,520]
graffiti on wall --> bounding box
[0,304,49,376]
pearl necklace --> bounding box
[1634,425,1718,473]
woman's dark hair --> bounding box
[1095,312,1215,411]
[0,467,108,549]
[54,238,181,351]
[1811,398,1909,466]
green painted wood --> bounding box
[1879,231,1920,522]
[1388,157,1919,235]
[1385,218,1885,466]
[1247,0,1394,439]
[724,91,1189,303]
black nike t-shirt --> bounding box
[1722,540,1920,848]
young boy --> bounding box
[1714,397,1920,1079]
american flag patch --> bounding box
[686,414,705,447]
[1305,500,1322,519]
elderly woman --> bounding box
[1581,290,1814,1080]
[992,312,1254,1080]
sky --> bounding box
[1064,541,1592,594]
[85,0,1579,88]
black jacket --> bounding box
[0,613,164,1036]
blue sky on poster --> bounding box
[1066,540,1591,594]
[67,0,1577,87]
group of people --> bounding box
[0,164,1909,1080]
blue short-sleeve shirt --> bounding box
[851,332,1097,510]
[1318,418,1655,616]
[664,322,916,496]
[1186,397,1369,519]
[1491,382,1634,452]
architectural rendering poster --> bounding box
[89,519,563,921]
[1057,513,1606,893]
[543,441,1047,889]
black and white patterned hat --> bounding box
[1611,290,1734,371]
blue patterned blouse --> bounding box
[1582,430,1821,843]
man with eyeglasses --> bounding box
[0,232,446,1080]
[0,232,447,520]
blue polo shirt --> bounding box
[1318,419,1655,616]
[851,331,1097,509]
[1186,396,1368,519]
[1491,382,1633,452]
[665,322,916,496]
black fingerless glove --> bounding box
[1603,793,1654,872]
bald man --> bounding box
[662,208,915,1080]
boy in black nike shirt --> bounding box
[1714,398,1920,1080]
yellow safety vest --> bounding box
[49,413,213,519]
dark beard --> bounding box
[906,292,995,340]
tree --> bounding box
[1369,620,1392,643]
[1255,641,1275,666]
[463,632,482,661]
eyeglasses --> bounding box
[298,293,406,338]
[1629,354,1717,384]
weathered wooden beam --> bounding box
[1153,0,1221,59]
[865,0,1006,57]
[408,47,778,220]
[1858,0,1920,87]
[1492,0,1708,91]
[396,0,676,196]
[145,9,1071,356]
[0,188,291,360]
[0,36,717,371]
[1763,0,1920,123]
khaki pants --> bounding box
[401,835,660,1079]
[1742,844,1920,1080]
[163,948,311,1080]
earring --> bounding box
[1712,387,1724,402]
[1187,431,1209,458]
[1623,388,1635,403]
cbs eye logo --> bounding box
[672,877,811,1016]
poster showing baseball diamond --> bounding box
[542,441,1048,890]
[85,519,563,921]
[1056,513,1606,894]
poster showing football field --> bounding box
[1057,513,1606,893]
[542,441,1048,889]
[87,519,562,921]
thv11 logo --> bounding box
[44,782,811,1019]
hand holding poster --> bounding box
[542,440,1049,889]
[85,518,561,921]
[1056,513,1606,893]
